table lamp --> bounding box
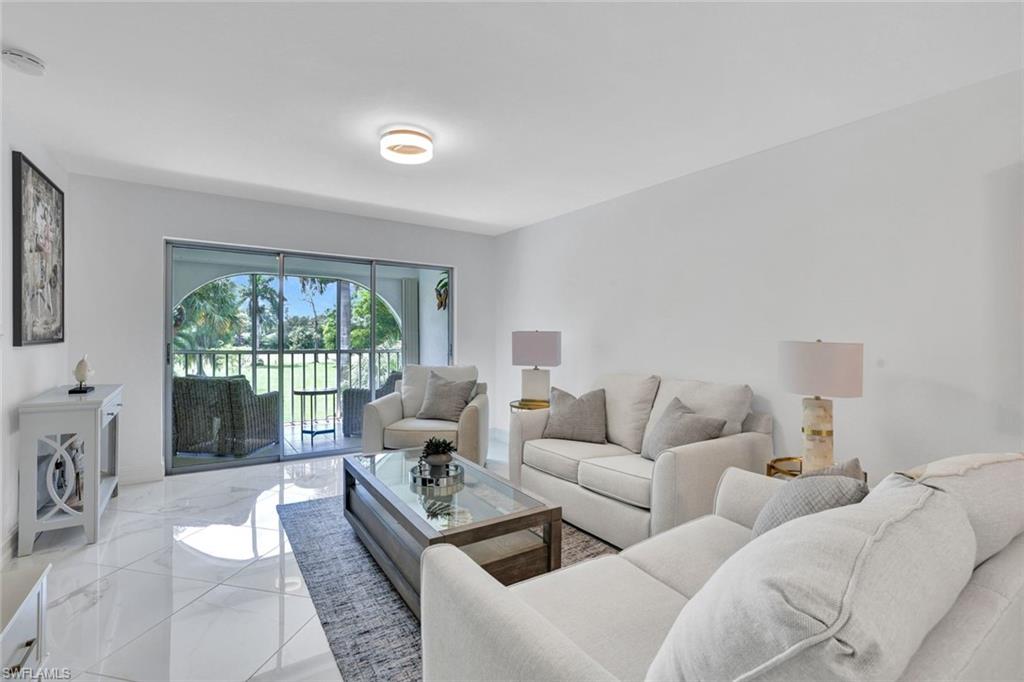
[512,331,561,407]
[778,339,863,472]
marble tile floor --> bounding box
[2,439,509,682]
[171,422,364,471]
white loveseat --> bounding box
[362,365,489,464]
[509,374,773,547]
[422,452,1024,682]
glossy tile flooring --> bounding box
[3,441,509,682]
[171,422,365,470]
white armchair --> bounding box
[362,365,489,465]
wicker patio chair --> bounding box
[172,375,235,455]
[342,371,402,437]
[224,376,280,456]
[172,375,279,456]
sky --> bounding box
[231,275,339,320]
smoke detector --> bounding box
[2,48,46,76]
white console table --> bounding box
[17,384,123,557]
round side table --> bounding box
[295,388,338,442]
[766,457,802,479]
[510,400,549,413]
[766,457,868,481]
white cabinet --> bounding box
[17,384,124,556]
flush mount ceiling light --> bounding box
[2,48,46,76]
[380,126,433,165]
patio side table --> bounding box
[294,388,338,443]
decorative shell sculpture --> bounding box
[73,355,94,385]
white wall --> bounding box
[66,176,496,484]
[492,73,1023,480]
[1,113,71,546]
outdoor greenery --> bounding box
[347,289,402,349]
[173,275,402,354]
[172,274,406,425]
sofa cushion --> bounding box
[646,476,976,682]
[593,374,660,453]
[512,556,687,681]
[400,364,477,417]
[578,454,654,509]
[383,418,458,450]
[640,398,726,460]
[644,379,752,444]
[416,371,476,421]
[903,452,1024,566]
[542,387,607,444]
[899,532,1024,681]
[752,475,869,537]
[522,439,631,484]
[621,515,750,598]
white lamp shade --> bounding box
[779,340,863,398]
[512,331,562,368]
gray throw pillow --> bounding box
[416,371,475,422]
[752,475,869,537]
[542,387,607,444]
[641,398,726,460]
[799,457,864,481]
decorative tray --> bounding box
[410,461,464,494]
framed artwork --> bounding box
[13,152,64,346]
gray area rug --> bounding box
[277,495,616,682]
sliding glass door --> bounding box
[166,245,284,470]
[374,263,451,376]
[281,255,372,458]
[165,243,452,473]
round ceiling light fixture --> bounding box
[2,48,46,76]
[380,126,433,165]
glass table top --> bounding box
[349,449,546,532]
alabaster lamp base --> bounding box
[520,368,551,406]
[801,396,834,472]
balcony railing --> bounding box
[172,348,402,425]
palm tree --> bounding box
[297,277,332,347]
[174,278,242,375]
[239,275,280,346]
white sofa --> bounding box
[509,374,773,547]
[422,452,1024,682]
[362,364,489,464]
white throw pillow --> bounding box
[400,365,478,417]
[593,373,660,453]
[903,452,1024,566]
[644,379,753,441]
[646,476,975,681]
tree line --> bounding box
[173,275,401,353]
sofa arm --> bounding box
[713,467,785,530]
[650,432,774,535]
[457,393,489,466]
[362,392,403,453]
[508,408,549,486]
[421,545,616,682]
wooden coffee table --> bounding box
[343,448,562,618]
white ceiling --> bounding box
[3,2,1020,235]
